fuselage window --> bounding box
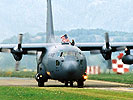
[56,60,60,66]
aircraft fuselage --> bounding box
[36,44,87,84]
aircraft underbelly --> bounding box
[49,62,87,81]
[51,70,83,81]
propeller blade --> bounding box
[105,32,109,43]
[90,50,101,54]
[107,59,112,69]
[116,46,126,51]
[18,34,23,44]
[105,32,110,49]
[18,34,23,50]
[15,61,20,71]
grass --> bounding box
[0,86,133,100]
[88,73,133,84]
[0,71,36,78]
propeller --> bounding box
[18,34,23,50]
[11,34,23,61]
[15,61,20,71]
[105,32,110,49]
[0,34,37,71]
[102,32,112,69]
[13,34,23,71]
[90,33,112,69]
[90,32,125,69]
[90,32,112,57]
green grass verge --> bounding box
[0,71,36,78]
[0,86,133,100]
[88,73,133,84]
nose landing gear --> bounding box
[35,73,48,87]
[77,80,84,88]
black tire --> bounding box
[77,81,84,88]
[38,82,44,87]
[70,81,73,87]
[65,82,68,87]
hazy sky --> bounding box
[0,0,133,41]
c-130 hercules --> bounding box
[0,0,133,87]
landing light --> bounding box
[40,75,43,78]
[83,75,88,80]
[47,72,51,76]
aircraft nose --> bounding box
[62,60,78,75]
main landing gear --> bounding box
[38,81,44,87]
[64,81,73,87]
[77,80,84,88]
[64,80,84,88]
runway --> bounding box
[0,77,132,92]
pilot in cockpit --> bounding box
[71,39,75,46]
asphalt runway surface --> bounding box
[0,77,133,92]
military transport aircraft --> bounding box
[0,0,133,87]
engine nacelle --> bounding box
[12,53,23,61]
[122,55,133,65]
[102,49,112,60]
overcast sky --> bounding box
[0,0,133,41]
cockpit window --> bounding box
[60,51,80,57]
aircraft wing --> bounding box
[0,43,59,53]
[76,43,104,51]
[76,42,133,52]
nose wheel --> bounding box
[77,81,84,88]
[38,81,44,87]
[65,82,68,87]
[70,81,73,87]
[77,78,84,88]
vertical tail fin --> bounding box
[46,0,55,43]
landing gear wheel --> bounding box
[70,81,73,87]
[65,82,68,87]
[77,81,84,88]
[38,82,44,87]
